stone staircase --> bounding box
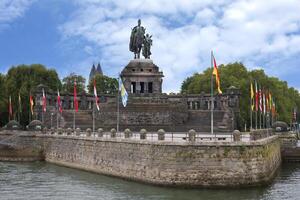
[62,110,93,129]
[185,110,232,132]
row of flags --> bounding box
[7,77,128,119]
[250,81,276,116]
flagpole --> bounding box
[210,51,214,136]
[57,103,59,129]
[250,81,252,131]
[93,106,95,136]
[73,108,75,130]
[117,76,120,133]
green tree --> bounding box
[4,64,61,127]
[181,62,300,130]
[62,73,86,94]
[87,74,118,94]
[0,73,8,127]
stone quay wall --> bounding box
[0,131,281,188]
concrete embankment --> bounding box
[0,130,281,188]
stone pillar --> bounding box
[140,129,147,140]
[67,128,72,135]
[157,129,165,140]
[233,130,241,141]
[86,128,92,137]
[97,128,104,137]
[57,127,63,135]
[124,128,132,138]
[188,129,196,142]
[110,128,116,138]
[75,128,81,136]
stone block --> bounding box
[66,128,72,135]
[157,129,165,140]
[110,128,116,138]
[233,130,241,141]
[140,129,147,140]
[86,128,92,137]
[124,128,132,138]
[57,128,63,135]
[188,129,196,142]
[75,128,81,136]
[97,128,104,137]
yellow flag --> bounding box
[212,53,222,94]
[250,82,254,111]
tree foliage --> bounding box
[87,74,118,95]
[62,73,86,94]
[181,62,300,130]
[1,64,61,127]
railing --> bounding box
[40,128,252,143]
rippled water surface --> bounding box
[1,162,300,200]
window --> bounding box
[141,68,144,72]
[140,82,144,93]
[148,82,153,93]
[131,82,136,93]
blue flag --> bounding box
[119,77,128,107]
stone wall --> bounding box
[0,131,281,187]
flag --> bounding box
[57,90,62,113]
[269,92,272,111]
[18,93,22,113]
[74,80,78,112]
[212,52,222,94]
[42,88,46,112]
[250,82,255,111]
[259,85,263,112]
[93,79,100,111]
[266,91,270,113]
[263,90,266,115]
[30,95,34,115]
[255,81,258,111]
[9,96,13,119]
[119,77,128,107]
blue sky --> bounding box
[1,0,300,93]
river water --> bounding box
[0,162,300,200]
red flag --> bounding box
[259,86,262,112]
[74,80,78,112]
[255,81,258,111]
[93,79,100,111]
[42,89,46,112]
[30,95,34,115]
[57,90,63,113]
[9,96,13,120]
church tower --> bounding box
[89,62,103,83]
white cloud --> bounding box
[0,0,35,29]
[59,0,300,92]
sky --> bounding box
[0,0,300,93]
